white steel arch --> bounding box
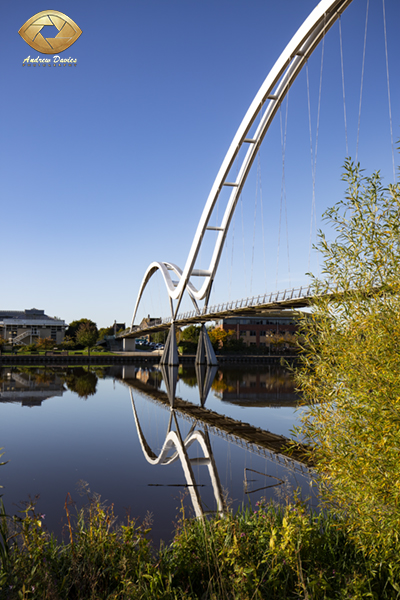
[131,0,354,328]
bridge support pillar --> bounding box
[160,322,179,366]
[196,325,218,366]
[123,338,136,352]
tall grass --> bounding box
[0,490,398,599]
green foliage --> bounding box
[98,326,114,340]
[59,335,77,350]
[295,160,400,572]
[1,490,152,599]
[180,325,201,344]
[223,333,245,352]
[150,330,167,344]
[17,342,38,354]
[177,340,197,355]
[75,323,98,355]
[2,491,398,599]
[165,498,400,599]
[66,319,98,342]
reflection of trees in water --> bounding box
[177,366,197,388]
[63,368,98,398]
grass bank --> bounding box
[0,492,398,599]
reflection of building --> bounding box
[0,369,66,406]
[214,369,299,407]
[0,309,66,345]
[216,309,299,347]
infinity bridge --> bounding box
[124,0,395,365]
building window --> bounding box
[260,331,266,337]
[250,331,256,336]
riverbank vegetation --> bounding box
[295,160,400,587]
[1,488,398,599]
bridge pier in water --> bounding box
[196,324,218,366]
[160,322,179,366]
[160,323,218,366]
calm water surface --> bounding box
[0,363,313,545]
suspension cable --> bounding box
[356,0,369,163]
[241,195,247,296]
[382,0,396,182]
[258,153,267,291]
[227,157,243,300]
[306,33,325,270]
[250,153,259,295]
[283,95,291,288]
[276,95,290,290]
[229,209,236,301]
[339,16,349,156]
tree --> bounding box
[59,336,76,351]
[180,325,201,344]
[295,160,400,572]
[35,337,56,351]
[208,327,228,349]
[208,327,241,351]
[150,330,168,345]
[98,326,114,341]
[66,319,98,342]
[75,322,98,356]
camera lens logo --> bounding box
[19,11,82,54]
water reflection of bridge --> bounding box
[118,365,310,470]
[120,363,311,519]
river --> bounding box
[0,362,314,546]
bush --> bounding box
[295,160,400,574]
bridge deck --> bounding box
[121,287,313,338]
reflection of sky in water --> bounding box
[0,366,313,545]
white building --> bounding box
[0,308,66,345]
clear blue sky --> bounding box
[1,0,399,328]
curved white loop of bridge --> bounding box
[131,0,354,329]
[130,389,225,518]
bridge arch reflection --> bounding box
[129,375,226,518]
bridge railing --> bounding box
[123,286,312,334]
[161,285,312,325]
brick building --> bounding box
[216,309,299,347]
